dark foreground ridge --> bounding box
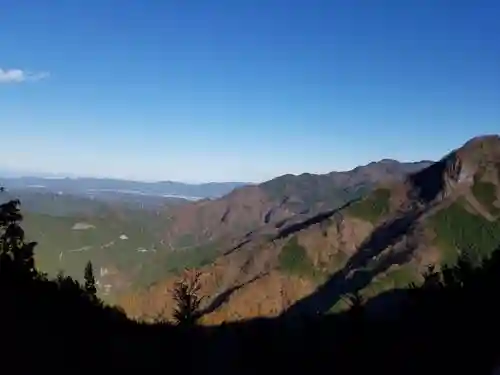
[2,195,500,375]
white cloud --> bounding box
[0,68,49,83]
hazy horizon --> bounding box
[1,1,498,182]
[0,156,438,184]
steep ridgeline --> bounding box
[122,135,500,324]
[161,160,432,253]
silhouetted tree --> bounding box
[343,291,365,318]
[0,196,37,281]
[171,269,204,326]
[84,260,97,299]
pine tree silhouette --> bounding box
[84,260,97,299]
[172,269,204,326]
[0,194,37,282]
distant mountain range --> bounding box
[120,135,500,324]
[0,175,249,201]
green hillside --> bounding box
[23,210,171,286]
[346,188,391,223]
[20,208,230,296]
[430,199,500,266]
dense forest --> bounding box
[1,194,499,375]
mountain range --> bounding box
[0,175,248,201]
[120,135,500,324]
[1,156,433,301]
[7,135,500,324]
[158,159,432,251]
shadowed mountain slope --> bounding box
[123,135,500,323]
[161,159,432,250]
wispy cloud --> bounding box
[0,68,50,83]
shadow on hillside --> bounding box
[222,200,357,258]
[274,200,356,240]
[2,195,500,374]
[408,156,448,203]
[222,238,252,257]
[282,210,422,317]
[198,272,268,317]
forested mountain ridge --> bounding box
[123,135,500,323]
[160,159,432,252]
[0,160,431,301]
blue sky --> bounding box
[0,0,499,183]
